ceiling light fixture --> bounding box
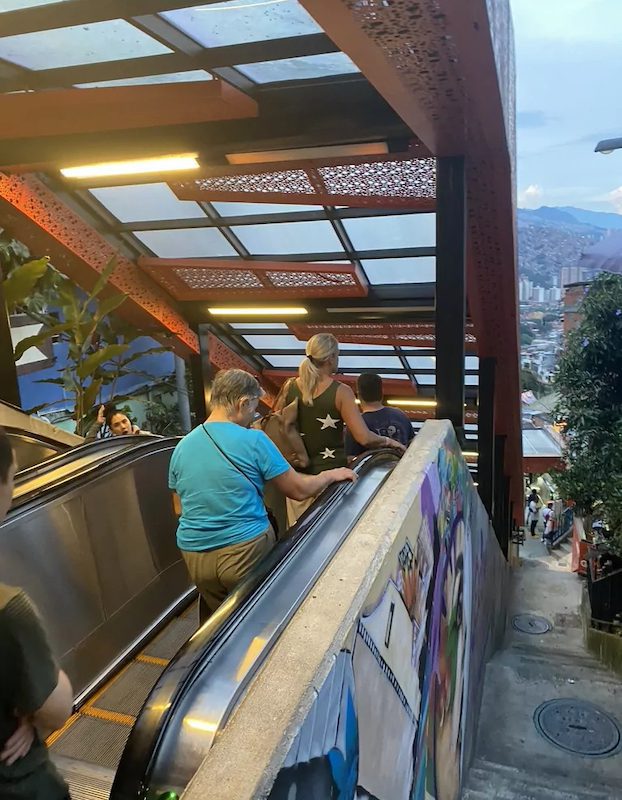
[387,399,437,408]
[462,450,479,459]
[208,306,308,317]
[60,153,200,180]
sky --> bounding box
[511,0,622,213]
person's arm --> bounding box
[336,384,405,452]
[1,591,73,764]
[84,405,106,442]
[270,465,357,501]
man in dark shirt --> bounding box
[345,373,415,458]
[0,426,73,799]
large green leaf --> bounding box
[3,258,49,311]
[94,293,127,323]
[88,257,118,303]
[77,344,129,380]
[13,322,71,361]
[118,346,168,368]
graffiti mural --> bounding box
[268,430,507,800]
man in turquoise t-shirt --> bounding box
[170,369,356,620]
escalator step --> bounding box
[92,660,164,717]
[55,757,114,800]
[143,615,198,660]
[51,715,132,771]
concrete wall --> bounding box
[183,421,508,800]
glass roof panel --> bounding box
[162,0,320,49]
[407,356,436,370]
[212,201,320,216]
[465,375,479,385]
[338,356,404,370]
[343,213,436,251]
[243,334,304,350]
[465,356,479,370]
[237,52,359,84]
[76,70,212,88]
[0,20,171,70]
[231,220,343,255]
[362,256,435,285]
[263,355,305,368]
[0,0,67,11]
[133,228,237,258]
[415,375,436,385]
[90,183,206,223]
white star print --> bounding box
[317,414,339,430]
[321,447,336,460]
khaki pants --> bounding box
[286,495,317,527]
[182,526,275,623]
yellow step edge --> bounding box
[136,653,170,667]
[81,705,136,727]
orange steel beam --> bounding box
[0,83,258,144]
[138,257,368,301]
[0,174,260,375]
[171,153,436,209]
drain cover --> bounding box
[534,699,622,757]
[512,614,552,634]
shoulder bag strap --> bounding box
[201,424,262,499]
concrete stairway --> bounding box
[462,538,622,799]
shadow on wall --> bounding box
[268,434,508,800]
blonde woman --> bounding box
[284,333,405,524]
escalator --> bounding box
[1,399,82,469]
[1,436,190,704]
[45,450,398,800]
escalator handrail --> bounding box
[5,424,70,452]
[8,436,180,514]
[112,449,398,799]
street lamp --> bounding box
[595,137,622,155]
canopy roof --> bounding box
[0,0,521,507]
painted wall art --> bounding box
[268,427,507,800]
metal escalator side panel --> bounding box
[111,451,398,800]
[6,427,67,471]
[0,439,190,701]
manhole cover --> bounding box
[534,699,622,757]
[512,614,552,634]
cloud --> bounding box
[518,184,544,208]
[609,187,622,214]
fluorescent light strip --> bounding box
[60,153,199,179]
[387,398,437,408]
[208,307,308,317]
[463,450,479,458]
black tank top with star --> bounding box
[287,379,346,474]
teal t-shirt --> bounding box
[169,422,289,552]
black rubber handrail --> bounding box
[7,436,180,515]
[111,449,398,800]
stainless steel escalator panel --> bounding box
[129,455,396,797]
[0,439,191,701]
[7,429,66,471]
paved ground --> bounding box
[464,533,622,799]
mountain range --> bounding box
[517,206,622,287]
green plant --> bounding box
[554,273,622,549]
[145,395,184,437]
[14,258,131,434]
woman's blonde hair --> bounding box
[298,333,339,406]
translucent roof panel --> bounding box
[243,334,304,350]
[76,70,212,88]
[212,201,320,216]
[237,52,359,84]
[162,0,321,49]
[343,213,436,251]
[231,220,343,256]
[337,356,404,370]
[465,375,479,385]
[416,375,436,386]
[0,0,67,10]
[407,356,436,370]
[465,356,479,370]
[362,257,436,285]
[0,20,171,70]
[522,429,562,458]
[133,228,237,258]
[264,355,305,368]
[90,183,206,223]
